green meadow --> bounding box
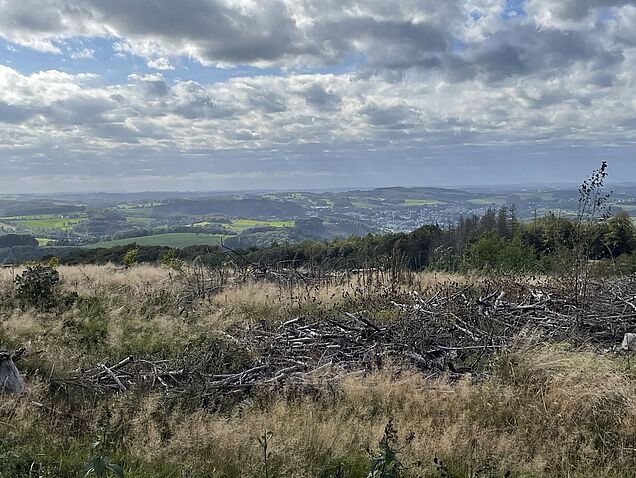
[0,214,86,231]
[402,199,445,206]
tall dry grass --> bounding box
[3,347,634,477]
[214,270,471,307]
[91,347,629,477]
[0,265,633,477]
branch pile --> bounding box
[74,277,636,398]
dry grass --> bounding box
[4,348,633,477]
[214,271,463,306]
[0,265,633,477]
[57,264,175,295]
[214,271,551,309]
[1,263,168,287]
[101,348,636,477]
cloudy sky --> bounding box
[0,0,634,192]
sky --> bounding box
[0,0,634,193]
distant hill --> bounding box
[154,198,306,219]
[0,200,85,217]
[349,186,475,202]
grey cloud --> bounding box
[0,0,630,82]
[234,130,262,141]
[0,0,459,67]
[361,104,416,129]
[171,81,236,119]
[436,24,625,82]
[303,85,341,111]
[315,17,449,66]
[249,92,288,114]
[89,123,141,143]
[174,97,234,120]
[608,6,636,45]
[527,0,636,24]
[587,71,617,87]
[0,0,634,192]
[43,96,116,125]
[0,0,305,63]
[96,0,303,63]
[129,74,170,97]
[0,101,36,123]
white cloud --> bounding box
[525,0,636,29]
[0,60,633,155]
[0,0,466,67]
[68,47,95,59]
[0,1,634,190]
[147,57,174,70]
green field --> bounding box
[85,233,225,248]
[402,199,445,206]
[0,214,86,231]
[36,237,55,246]
[468,197,508,206]
[228,219,294,232]
[192,219,294,231]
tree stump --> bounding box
[0,351,26,394]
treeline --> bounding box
[0,234,38,248]
[58,207,636,274]
[0,201,84,217]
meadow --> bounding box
[402,199,445,206]
[192,218,295,231]
[83,219,294,249]
[1,264,636,477]
[0,214,86,231]
[228,218,295,231]
[466,197,507,206]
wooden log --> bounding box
[100,363,127,392]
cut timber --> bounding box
[0,351,26,394]
[621,333,636,351]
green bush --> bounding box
[123,248,139,268]
[464,233,537,272]
[14,265,60,310]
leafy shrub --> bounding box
[464,233,537,272]
[47,256,60,268]
[367,419,412,478]
[14,265,60,309]
[122,248,139,268]
[82,439,124,478]
[82,455,124,478]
